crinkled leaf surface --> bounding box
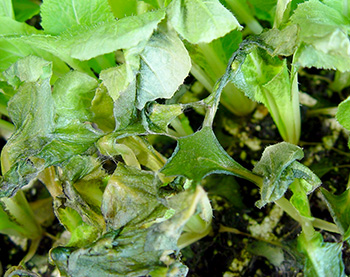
[161,127,251,182]
[101,164,166,230]
[167,0,242,44]
[136,29,191,109]
[297,232,345,277]
[0,57,102,197]
[253,142,321,208]
[40,0,115,35]
[1,56,54,170]
[320,188,350,240]
[51,229,186,277]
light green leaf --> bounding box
[248,241,284,267]
[260,24,300,57]
[230,45,300,143]
[143,103,184,133]
[90,85,115,132]
[337,96,350,130]
[320,188,350,240]
[52,71,98,124]
[290,0,350,72]
[0,0,14,18]
[0,57,101,197]
[146,185,212,251]
[0,191,42,239]
[0,17,70,78]
[37,123,102,165]
[56,206,100,247]
[289,179,311,218]
[253,142,321,208]
[102,164,166,230]
[107,0,138,19]
[297,232,345,277]
[336,95,350,148]
[59,9,166,61]
[13,0,40,22]
[50,229,186,277]
[100,64,137,130]
[167,0,242,44]
[136,28,191,109]
[2,56,54,167]
[294,30,350,72]
[161,127,252,182]
[290,0,349,38]
[40,0,115,35]
[1,9,165,64]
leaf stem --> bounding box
[225,0,263,34]
[0,119,14,132]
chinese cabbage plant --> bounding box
[0,0,350,276]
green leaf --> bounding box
[136,28,191,109]
[297,232,345,277]
[253,142,321,208]
[107,0,138,19]
[289,179,311,218]
[161,127,252,182]
[167,0,242,44]
[101,164,166,230]
[51,229,186,277]
[40,0,115,35]
[320,188,350,240]
[247,0,277,26]
[13,0,40,22]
